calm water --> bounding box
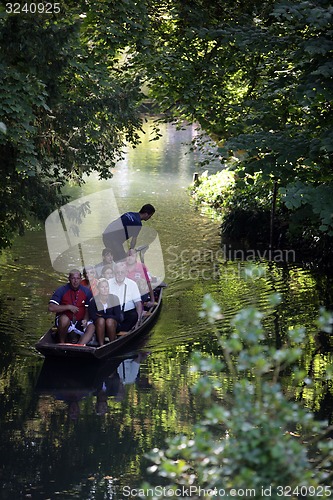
[0,121,333,499]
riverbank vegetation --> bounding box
[191,169,333,262]
[144,283,333,498]
[1,0,332,258]
[136,0,333,262]
[0,1,144,249]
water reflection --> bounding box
[35,351,151,420]
[21,345,205,499]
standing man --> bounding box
[48,269,94,343]
[102,204,155,262]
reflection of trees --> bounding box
[0,348,210,497]
[158,259,333,425]
[0,337,331,498]
[208,260,333,424]
[295,331,333,427]
[0,296,19,367]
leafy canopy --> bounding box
[132,0,333,238]
[1,0,332,248]
[0,0,146,248]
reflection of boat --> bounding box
[35,286,163,360]
[35,356,123,395]
[117,351,150,385]
[35,349,151,409]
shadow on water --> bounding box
[35,352,149,420]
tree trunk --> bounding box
[270,180,278,250]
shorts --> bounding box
[55,318,93,335]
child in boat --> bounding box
[94,248,114,278]
[101,264,114,284]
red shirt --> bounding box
[49,283,92,321]
[126,262,150,283]
[81,278,98,297]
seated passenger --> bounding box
[108,261,143,333]
[48,269,95,343]
[126,249,155,306]
[81,265,99,296]
[79,278,121,346]
[95,248,114,278]
[101,264,114,283]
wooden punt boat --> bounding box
[35,286,163,360]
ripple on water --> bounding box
[148,258,331,355]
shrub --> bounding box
[191,169,236,210]
[143,272,333,499]
[191,170,284,245]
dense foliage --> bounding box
[0,1,145,248]
[191,171,283,246]
[132,0,333,254]
[143,278,333,499]
[1,0,332,254]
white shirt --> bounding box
[108,277,141,312]
[117,359,140,385]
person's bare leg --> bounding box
[78,323,95,345]
[57,314,70,343]
[96,317,106,346]
[105,318,117,341]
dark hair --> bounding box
[102,248,113,257]
[101,265,114,275]
[139,204,155,215]
[82,266,95,279]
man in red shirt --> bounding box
[48,269,94,343]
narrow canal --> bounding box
[0,120,332,499]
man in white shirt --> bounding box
[108,261,143,332]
